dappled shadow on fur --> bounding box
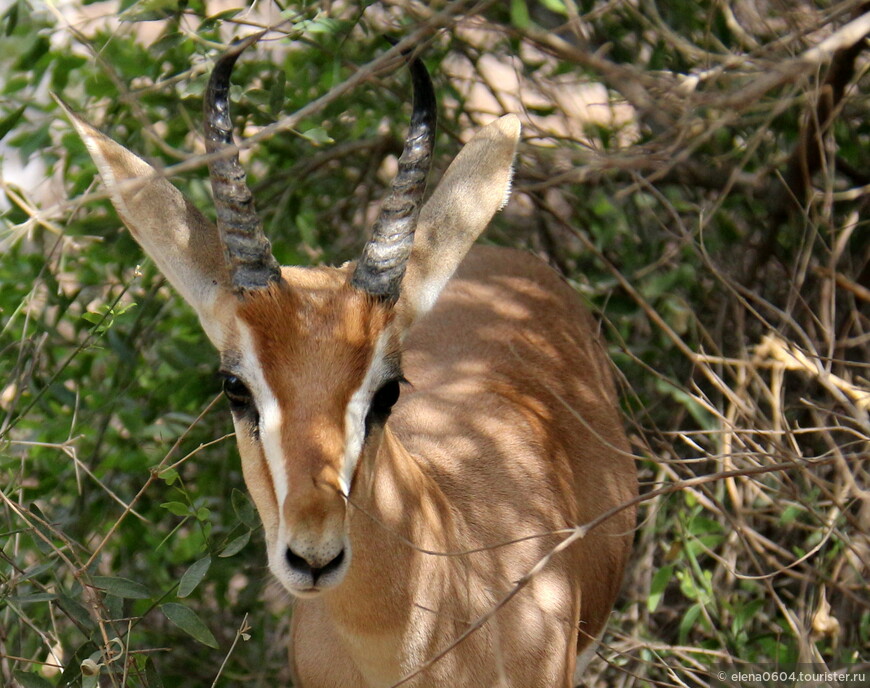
[288,245,637,687]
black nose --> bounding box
[285,547,345,585]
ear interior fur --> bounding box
[396,114,521,332]
[59,99,234,347]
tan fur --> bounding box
[287,246,636,687]
[67,103,638,687]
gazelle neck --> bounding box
[328,426,457,622]
[304,426,457,685]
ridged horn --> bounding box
[351,49,437,302]
[204,32,281,293]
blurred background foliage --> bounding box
[0,0,867,686]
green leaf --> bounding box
[178,555,211,598]
[8,592,57,604]
[13,671,53,688]
[92,575,151,599]
[732,598,765,635]
[510,0,531,28]
[161,501,191,517]
[148,30,184,55]
[161,603,219,648]
[292,16,347,35]
[199,8,241,32]
[57,594,96,631]
[27,504,55,554]
[82,301,137,334]
[119,0,179,22]
[676,569,695,600]
[678,602,703,644]
[300,126,334,145]
[779,504,803,525]
[540,0,566,14]
[50,53,88,92]
[11,122,50,164]
[3,1,19,36]
[687,514,723,537]
[0,105,25,142]
[232,488,259,529]
[144,657,165,688]
[219,530,251,558]
[295,209,316,246]
[2,75,28,95]
[648,565,673,613]
[81,312,104,325]
[15,35,50,70]
[20,560,56,582]
[655,379,714,430]
[157,467,179,486]
[269,69,286,116]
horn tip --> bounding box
[230,30,267,56]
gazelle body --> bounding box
[65,38,636,687]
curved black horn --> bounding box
[204,33,281,292]
[351,49,437,302]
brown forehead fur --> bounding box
[236,265,395,474]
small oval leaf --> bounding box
[647,564,673,613]
[178,556,211,598]
[300,126,334,145]
[0,105,26,142]
[161,501,191,517]
[232,489,259,529]
[161,603,218,648]
[219,530,251,558]
[92,576,151,600]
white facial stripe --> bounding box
[236,320,288,508]
[340,330,392,496]
[259,396,287,507]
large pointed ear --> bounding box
[58,99,234,347]
[396,114,520,331]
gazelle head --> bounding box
[65,37,520,597]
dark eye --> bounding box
[364,379,402,436]
[222,375,253,411]
[371,379,401,416]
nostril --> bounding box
[285,547,312,575]
[320,548,345,577]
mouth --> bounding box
[279,572,344,599]
[291,585,325,599]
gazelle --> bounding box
[64,36,637,688]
